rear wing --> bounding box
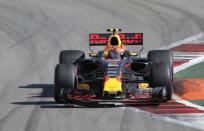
[89,33,143,46]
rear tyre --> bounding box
[54,64,76,103]
[59,50,85,64]
[148,50,173,101]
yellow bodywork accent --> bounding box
[138,83,149,89]
[130,52,138,56]
[89,52,98,57]
[78,83,90,90]
[103,78,122,92]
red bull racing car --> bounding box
[54,28,173,104]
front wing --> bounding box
[59,87,164,103]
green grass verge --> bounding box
[189,100,204,107]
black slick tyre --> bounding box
[149,63,172,100]
[54,64,76,103]
[148,50,173,101]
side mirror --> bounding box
[89,52,98,57]
[130,52,138,56]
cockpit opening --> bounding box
[110,36,119,46]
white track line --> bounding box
[124,107,204,130]
[159,33,204,49]
[174,55,204,73]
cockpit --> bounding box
[110,36,119,46]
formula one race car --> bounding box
[54,28,173,103]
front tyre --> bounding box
[54,64,76,103]
[149,63,173,101]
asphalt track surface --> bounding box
[0,0,204,131]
